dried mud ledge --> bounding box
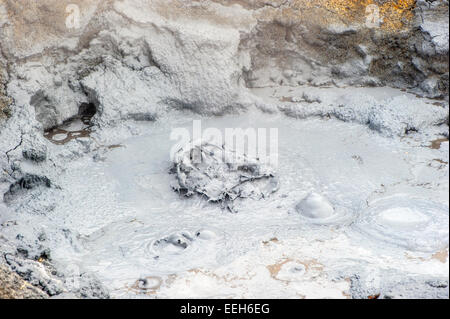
[0,0,449,298]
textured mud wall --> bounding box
[237,0,448,93]
[0,0,448,129]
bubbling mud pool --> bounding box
[5,109,449,298]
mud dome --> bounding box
[0,0,449,299]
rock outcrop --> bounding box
[0,265,48,299]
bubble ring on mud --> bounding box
[355,194,449,252]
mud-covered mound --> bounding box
[296,192,335,219]
[172,141,279,211]
[0,0,448,300]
